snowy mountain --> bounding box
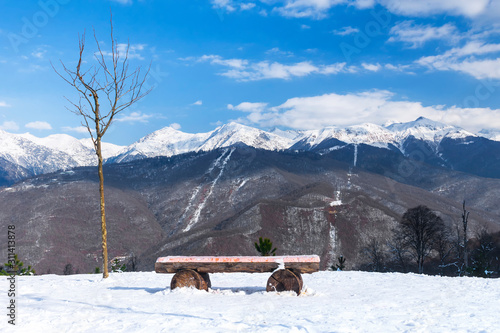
[1,117,499,185]
[387,116,476,150]
[0,130,126,185]
[79,138,126,160]
[291,123,396,151]
[20,133,97,166]
[479,128,500,141]
[292,117,476,153]
[109,122,292,163]
[0,130,81,175]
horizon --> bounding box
[1,115,490,148]
[1,1,500,145]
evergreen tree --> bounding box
[254,237,277,256]
[332,255,346,271]
[0,254,36,276]
[111,259,127,273]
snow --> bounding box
[183,148,234,232]
[478,128,500,141]
[3,271,499,332]
[387,117,475,144]
[113,122,292,163]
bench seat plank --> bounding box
[155,255,320,274]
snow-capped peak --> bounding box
[111,122,292,163]
[294,123,395,149]
[386,116,450,132]
[478,129,500,142]
[386,117,475,143]
[200,122,291,151]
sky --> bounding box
[1,0,500,145]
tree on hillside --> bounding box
[361,238,386,272]
[461,200,470,271]
[254,237,277,256]
[397,205,445,274]
[468,228,495,278]
[53,16,150,278]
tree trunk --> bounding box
[463,201,469,272]
[97,138,109,279]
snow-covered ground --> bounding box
[2,271,499,332]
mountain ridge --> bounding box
[0,117,499,185]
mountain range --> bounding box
[1,117,499,185]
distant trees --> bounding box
[362,239,386,272]
[397,205,445,274]
[63,263,74,275]
[461,201,470,272]
[53,15,150,278]
[359,204,500,277]
[467,228,496,278]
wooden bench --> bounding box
[155,255,320,295]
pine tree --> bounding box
[254,237,277,256]
[0,254,36,276]
[111,259,127,273]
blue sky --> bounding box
[1,0,500,145]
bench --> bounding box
[155,255,320,295]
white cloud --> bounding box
[0,121,19,131]
[62,126,89,134]
[332,26,360,36]
[378,0,490,17]
[101,43,146,60]
[31,46,49,59]
[273,0,346,19]
[384,63,414,73]
[228,102,268,113]
[222,61,319,80]
[266,47,294,57]
[0,101,10,107]
[198,55,249,69]
[116,111,153,123]
[362,63,382,71]
[240,3,256,10]
[320,62,349,74]
[193,54,350,81]
[214,0,491,19]
[416,41,500,79]
[301,24,311,29]
[110,0,133,5]
[25,121,52,130]
[388,21,459,48]
[212,0,236,12]
[211,0,257,12]
[170,123,181,130]
[192,100,203,106]
[239,90,500,133]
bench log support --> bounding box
[156,255,319,295]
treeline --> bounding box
[359,204,500,277]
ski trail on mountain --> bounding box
[183,148,234,232]
[353,144,358,167]
[179,150,228,227]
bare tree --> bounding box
[399,205,445,274]
[362,238,386,272]
[53,16,150,278]
[388,230,410,273]
[462,200,470,271]
[434,225,453,275]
